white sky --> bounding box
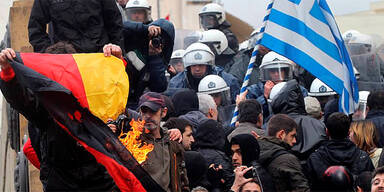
[222,0,379,29]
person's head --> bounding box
[367,91,384,111]
[350,120,378,154]
[198,3,226,30]
[197,94,218,120]
[239,179,262,192]
[198,75,231,106]
[163,117,194,150]
[162,94,175,121]
[45,41,77,54]
[326,112,351,140]
[199,29,230,56]
[116,0,129,7]
[322,166,354,192]
[230,134,260,168]
[138,92,167,131]
[304,96,322,120]
[172,89,199,116]
[170,49,186,74]
[268,114,298,146]
[238,99,263,127]
[191,186,209,192]
[356,171,372,192]
[260,52,293,84]
[371,166,384,192]
[126,0,151,23]
[184,43,215,79]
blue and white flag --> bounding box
[260,0,359,114]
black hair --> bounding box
[239,178,261,192]
[163,117,192,134]
[45,41,77,54]
[326,112,350,140]
[367,91,384,111]
[267,114,297,137]
[238,99,262,125]
[372,167,384,182]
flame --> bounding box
[118,119,154,164]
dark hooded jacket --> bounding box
[28,0,123,53]
[184,151,211,190]
[231,134,276,192]
[195,120,234,191]
[258,137,310,192]
[123,19,174,108]
[305,139,374,191]
[366,109,384,147]
[271,79,327,160]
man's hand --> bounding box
[168,129,182,143]
[0,48,16,70]
[236,89,248,106]
[103,43,122,59]
[231,166,253,192]
[264,80,275,99]
[148,26,161,37]
[148,40,162,56]
[106,118,117,133]
[251,131,260,140]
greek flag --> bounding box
[260,0,359,114]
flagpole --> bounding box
[230,0,275,126]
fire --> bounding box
[118,119,154,164]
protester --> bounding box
[163,117,195,150]
[258,114,310,192]
[371,166,384,192]
[195,119,234,191]
[197,93,219,121]
[355,171,372,192]
[227,99,265,142]
[271,79,327,160]
[350,120,382,168]
[230,134,276,192]
[304,96,323,120]
[184,151,211,190]
[28,0,123,53]
[306,112,374,191]
[137,92,189,191]
[321,166,355,192]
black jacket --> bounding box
[218,21,239,53]
[1,78,115,191]
[271,80,327,160]
[259,137,310,192]
[306,139,374,191]
[28,0,123,53]
[195,120,234,191]
[366,110,384,147]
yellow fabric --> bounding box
[73,53,129,122]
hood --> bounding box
[230,134,260,167]
[258,137,291,165]
[317,139,363,165]
[271,79,306,115]
[172,89,199,116]
[150,19,175,64]
[195,119,225,151]
[179,111,208,132]
[323,98,339,125]
[184,151,210,188]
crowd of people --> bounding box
[1,0,384,191]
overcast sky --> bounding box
[222,0,380,29]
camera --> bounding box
[109,114,130,135]
[151,36,163,48]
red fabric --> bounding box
[122,58,127,67]
[19,53,89,109]
[165,14,170,21]
[55,120,146,192]
[23,138,40,169]
[0,67,15,82]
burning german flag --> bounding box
[4,53,165,192]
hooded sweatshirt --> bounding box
[271,79,327,160]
